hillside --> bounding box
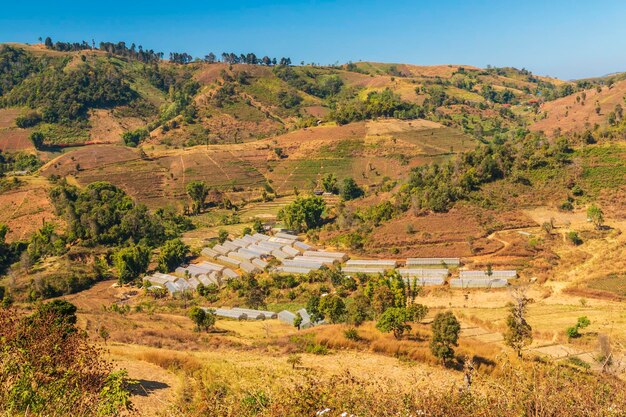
[2,40,626,416]
[530,79,626,136]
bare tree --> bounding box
[503,287,533,358]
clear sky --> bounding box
[2,0,626,80]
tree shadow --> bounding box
[130,379,170,397]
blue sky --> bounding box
[2,0,626,79]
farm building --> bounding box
[278,310,296,325]
[222,241,239,251]
[253,233,270,241]
[274,232,299,241]
[274,265,315,274]
[281,245,301,257]
[293,241,313,252]
[345,259,397,268]
[222,268,240,280]
[240,261,261,274]
[218,255,241,268]
[212,244,231,255]
[210,308,248,320]
[282,259,325,270]
[271,249,292,261]
[460,270,517,279]
[406,277,446,286]
[397,268,449,278]
[293,255,336,266]
[201,247,219,258]
[228,251,253,263]
[251,258,269,270]
[342,266,388,275]
[303,250,348,262]
[449,278,508,288]
[406,257,461,266]
[231,307,278,319]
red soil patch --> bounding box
[0,128,33,152]
[0,108,21,128]
[0,180,59,240]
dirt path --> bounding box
[9,189,31,219]
[108,346,182,417]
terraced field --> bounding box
[37,119,476,208]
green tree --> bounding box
[252,218,264,233]
[33,300,78,334]
[319,294,346,324]
[306,295,324,323]
[503,290,533,357]
[186,181,209,215]
[113,244,151,284]
[587,204,604,230]
[376,307,411,339]
[121,128,148,147]
[217,229,229,244]
[430,311,461,365]
[189,307,216,332]
[157,238,188,272]
[278,196,326,232]
[346,293,371,326]
[29,131,44,149]
[341,177,364,200]
[407,303,429,323]
[293,312,303,330]
[242,226,252,236]
[371,285,395,316]
[321,173,339,194]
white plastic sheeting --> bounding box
[460,270,517,279]
[406,257,460,266]
[450,278,508,288]
[275,265,314,274]
[303,250,347,261]
[346,259,397,268]
[201,247,219,258]
[397,268,449,277]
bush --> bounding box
[121,128,149,147]
[15,111,41,128]
[567,231,582,246]
[0,305,134,415]
[344,328,361,341]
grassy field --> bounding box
[577,143,626,194]
[586,273,626,297]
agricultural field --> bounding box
[0,176,59,240]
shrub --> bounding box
[344,328,361,341]
[567,231,582,246]
[0,305,134,415]
[15,111,41,128]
